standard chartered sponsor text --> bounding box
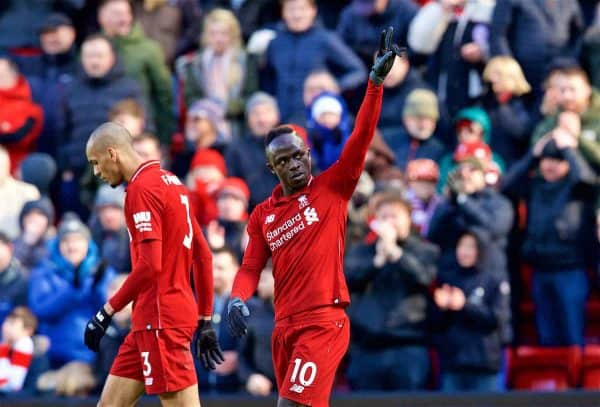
[267,213,306,251]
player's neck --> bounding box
[122,155,148,183]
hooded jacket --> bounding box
[29,238,115,364]
[110,23,175,143]
[0,75,43,174]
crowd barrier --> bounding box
[2,391,600,407]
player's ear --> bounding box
[266,161,275,174]
[107,147,118,162]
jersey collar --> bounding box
[270,175,314,205]
[130,160,160,184]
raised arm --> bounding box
[323,27,403,199]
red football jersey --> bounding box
[111,160,212,332]
[231,82,383,321]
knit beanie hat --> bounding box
[57,213,91,241]
[190,149,227,176]
[403,89,439,120]
[20,153,57,196]
[19,197,55,228]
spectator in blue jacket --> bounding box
[306,92,353,171]
[432,231,512,392]
[58,34,144,217]
[501,135,597,346]
[19,13,78,159]
[0,232,28,327]
[262,0,366,121]
[383,89,446,171]
[28,214,115,367]
[337,0,418,68]
[490,0,584,103]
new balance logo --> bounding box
[303,207,319,225]
[289,384,305,394]
[265,214,275,224]
[133,211,152,232]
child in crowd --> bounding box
[0,306,37,392]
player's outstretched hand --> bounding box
[84,306,112,352]
[194,320,225,370]
[370,26,406,85]
[226,297,250,337]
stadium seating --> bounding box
[581,345,600,389]
[507,346,581,391]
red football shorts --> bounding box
[109,327,197,395]
[272,307,350,407]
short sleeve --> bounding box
[127,184,164,243]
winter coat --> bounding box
[59,62,145,173]
[383,128,446,171]
[237,297,275,384]
[175,48,247,119]
[133,0,202,65]
[432,260,511,373]
[28,239,115,364]
[306,92,353,171]
[490,0,584,92]
[0,0,82,50]
[0,75,43,174]
[428,188,513,280]
[263,22,366,121]
[110,23,175,143]
[224,133,279,211]
[345,235,439,348]
[0,260,28,326]
[478,90,532,167]
[408,0,494,118]
[25,48,78,159]
[501,149,597,271]
[336,0,418,67]
[531,89,600,171]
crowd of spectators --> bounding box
[0,0,599,397]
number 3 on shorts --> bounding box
[290,358,317,386]
[141,351,152,377]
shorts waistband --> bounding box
[275,305,347,326]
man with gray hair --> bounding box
[225,92,281,209]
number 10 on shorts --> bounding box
[290,358,317,386]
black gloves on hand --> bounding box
[194,319,225,370]
[226,297,250,337]
[370,26,406,85]
[84,306,112,352]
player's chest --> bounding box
[261,190,336,252]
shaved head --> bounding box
[87,121,134,154]
[87,122,144,186]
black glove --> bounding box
[370,27,406,85]
[84,306,112,352]
[226,297,250,337]
[193,320,225,370]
